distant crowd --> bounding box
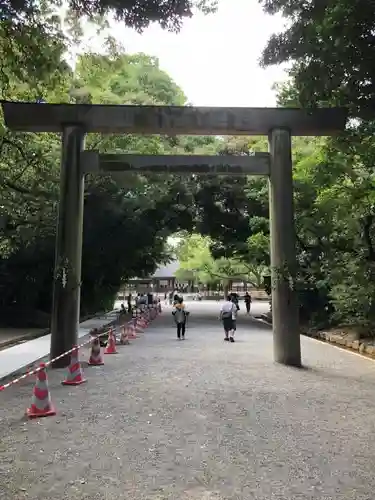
[120,291,160,315]
[121,289,253,344]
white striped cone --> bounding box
[127,324,137,340]
[111,327,118,344]
[62,346,86,385]
[27,363,56,418]
[120,327,130,345]
[138,317,147,329]
[133,319,144,333]
[104,329,118,354]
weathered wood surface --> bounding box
[50,126,85,367]
[2,101,347,136]
[81,152,270,175]
[268,128,301,367]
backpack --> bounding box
[173,306,189,323]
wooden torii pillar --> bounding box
[1,102,347,368]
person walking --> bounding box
[231,292,240,311]
[231,294,238,337]
[220,294,237,343]
[137,293,147,313]
[147,291,153,307]
[120,303,126,316]
[244,291,252,314]
[172,297,189,340]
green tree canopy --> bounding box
[1,0,216,94]
[4,0,217,28]
[175,233,267,289]
[0,51,197,322]
[259,0,375,111]
[257,1,375,330]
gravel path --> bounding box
[1,301,375,500]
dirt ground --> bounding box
[1,301,375,500]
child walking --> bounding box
[172,297,189,340]
[219,295,237,342]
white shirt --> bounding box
[221,301,237,320]
[231,302,238,320]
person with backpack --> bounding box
[219,294,237,342]
[172,297,189,340]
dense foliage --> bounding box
[254,0,375,329]
[0,51,202,324]
[0,40,253,324]
[259,0,375,111]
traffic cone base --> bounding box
[62,376,86,386]
[88,359,104,366]
[27,404,57,419]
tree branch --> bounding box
[0,178,56,199]
[201,263,256,285]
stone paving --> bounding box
[1,301,375,500]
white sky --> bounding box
[80,0,288,107]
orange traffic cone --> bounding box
[88,337,104,365]
[104,329,117,354]
[62,346,86,385]
[127,323,137,340]
[133,317,144,333]
[27,363,56,419]
[120,327,130,345]
[137,317,147,330]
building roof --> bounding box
[152,260,179,278]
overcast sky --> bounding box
[82,0,288,107]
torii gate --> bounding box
[1,102,347,368]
